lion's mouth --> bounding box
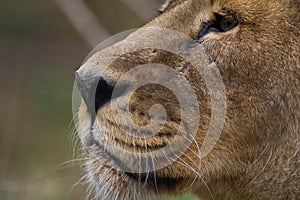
[87,130,183,191]
[125,172,182,189]
[99,160,182,192]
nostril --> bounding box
[95,77,114,111]
[75,72,114,115]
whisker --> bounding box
[175,159,215,200]
[248,143,270,168]
[149,150,159,193]
[163,135,214,200]
[68,173,86,195]
[248,148,273,185]
[57,158,87,167]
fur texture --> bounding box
[76,0,300,199]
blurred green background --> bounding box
[0,0,196,199]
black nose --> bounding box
[75,72,114,115]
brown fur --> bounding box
[76,0,300,199]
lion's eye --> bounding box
[198,10,239,38]
[214,11,239,32]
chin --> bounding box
[83,153,187,200]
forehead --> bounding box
[163,0,286,10]
[161,0,289,21]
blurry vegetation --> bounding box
[0,0,195,199]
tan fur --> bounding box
[77,0,300,199]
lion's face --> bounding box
[75,0,299,199]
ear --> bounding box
[159,0,173,13]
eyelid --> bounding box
[197,10,239,39]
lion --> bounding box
[75,0,300,199]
